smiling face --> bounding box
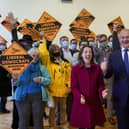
[119,29,129,49]
[81,46,93,65]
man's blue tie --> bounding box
[124,48,129,74]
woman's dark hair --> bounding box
[49,44,61,62]
[78,45,94,65]
[49,44,69,63]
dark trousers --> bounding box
[16,93,44,129]
[11,100,19,129]
[11,87,34,129]
[116,97,129,129]
[0,97,7,111]
[11,100,34,129]
[66,92,73,121]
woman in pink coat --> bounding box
[70,45,108,129]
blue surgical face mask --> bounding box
[99,42,107,48]
[61,41,69,48]
[89,42,94,45]
[70,44,77,50]
[108,42,112,48]
[89,42,97,49]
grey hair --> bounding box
[28,47,40,56]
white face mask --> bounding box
[89,42,95,46]
[61,41,69,48]
[108,42,112,48]
[70,44,77,50]
[0,45,6,51]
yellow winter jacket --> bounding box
[47,60,71,97]
[39,42,71,97]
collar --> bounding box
[79,63,95,69]
[121,47,129,52]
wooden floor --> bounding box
[0,100,117,129]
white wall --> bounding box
[0,0,129,45]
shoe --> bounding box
[61,125,69,129]
[43,112,48,120]
[108,117,116,125]
[49,127,55,129]
[0,109,10,113]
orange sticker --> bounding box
[1,16,19,32]
[107,16,125,33]
[35,11,62,41]
[0,42,33,76]
[70,27,96,41]
[70,8,95,29]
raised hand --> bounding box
[113,21,120,32]
[33,77,42,83]
[7,12,18,28]
[80,94,86,104]
[100,57,108,73]
[102,89,108,99]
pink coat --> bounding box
[70,63,106,128]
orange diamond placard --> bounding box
[107,16,125,33]
[35,11,62,41]
[0,42,33,76]
[70,27,96,41]
[17,19,34,35]
[70,8,95,29]
[17,19,40,41]
[1,16,19,32]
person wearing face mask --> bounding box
[98,34,116,125]
[96,34,110,64]
[87,37,99,64]
[69,39,79,56]
[12,47,51,129]
[59,36,73,64]
[108,35,113,49]
[61,40,69,49]
[87,37,97,49]
[71,40,88,66]
[60,38,79,123]
[0,39,12,113]
[39,44,71,129]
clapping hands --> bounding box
[100,57,108,73]
[102,89,108,99]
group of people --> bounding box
[0,13,129,129]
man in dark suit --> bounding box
[101,29,129,129]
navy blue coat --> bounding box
[105,49,129,129]
[105,49,129,109]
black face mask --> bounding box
[53,52,60,57]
